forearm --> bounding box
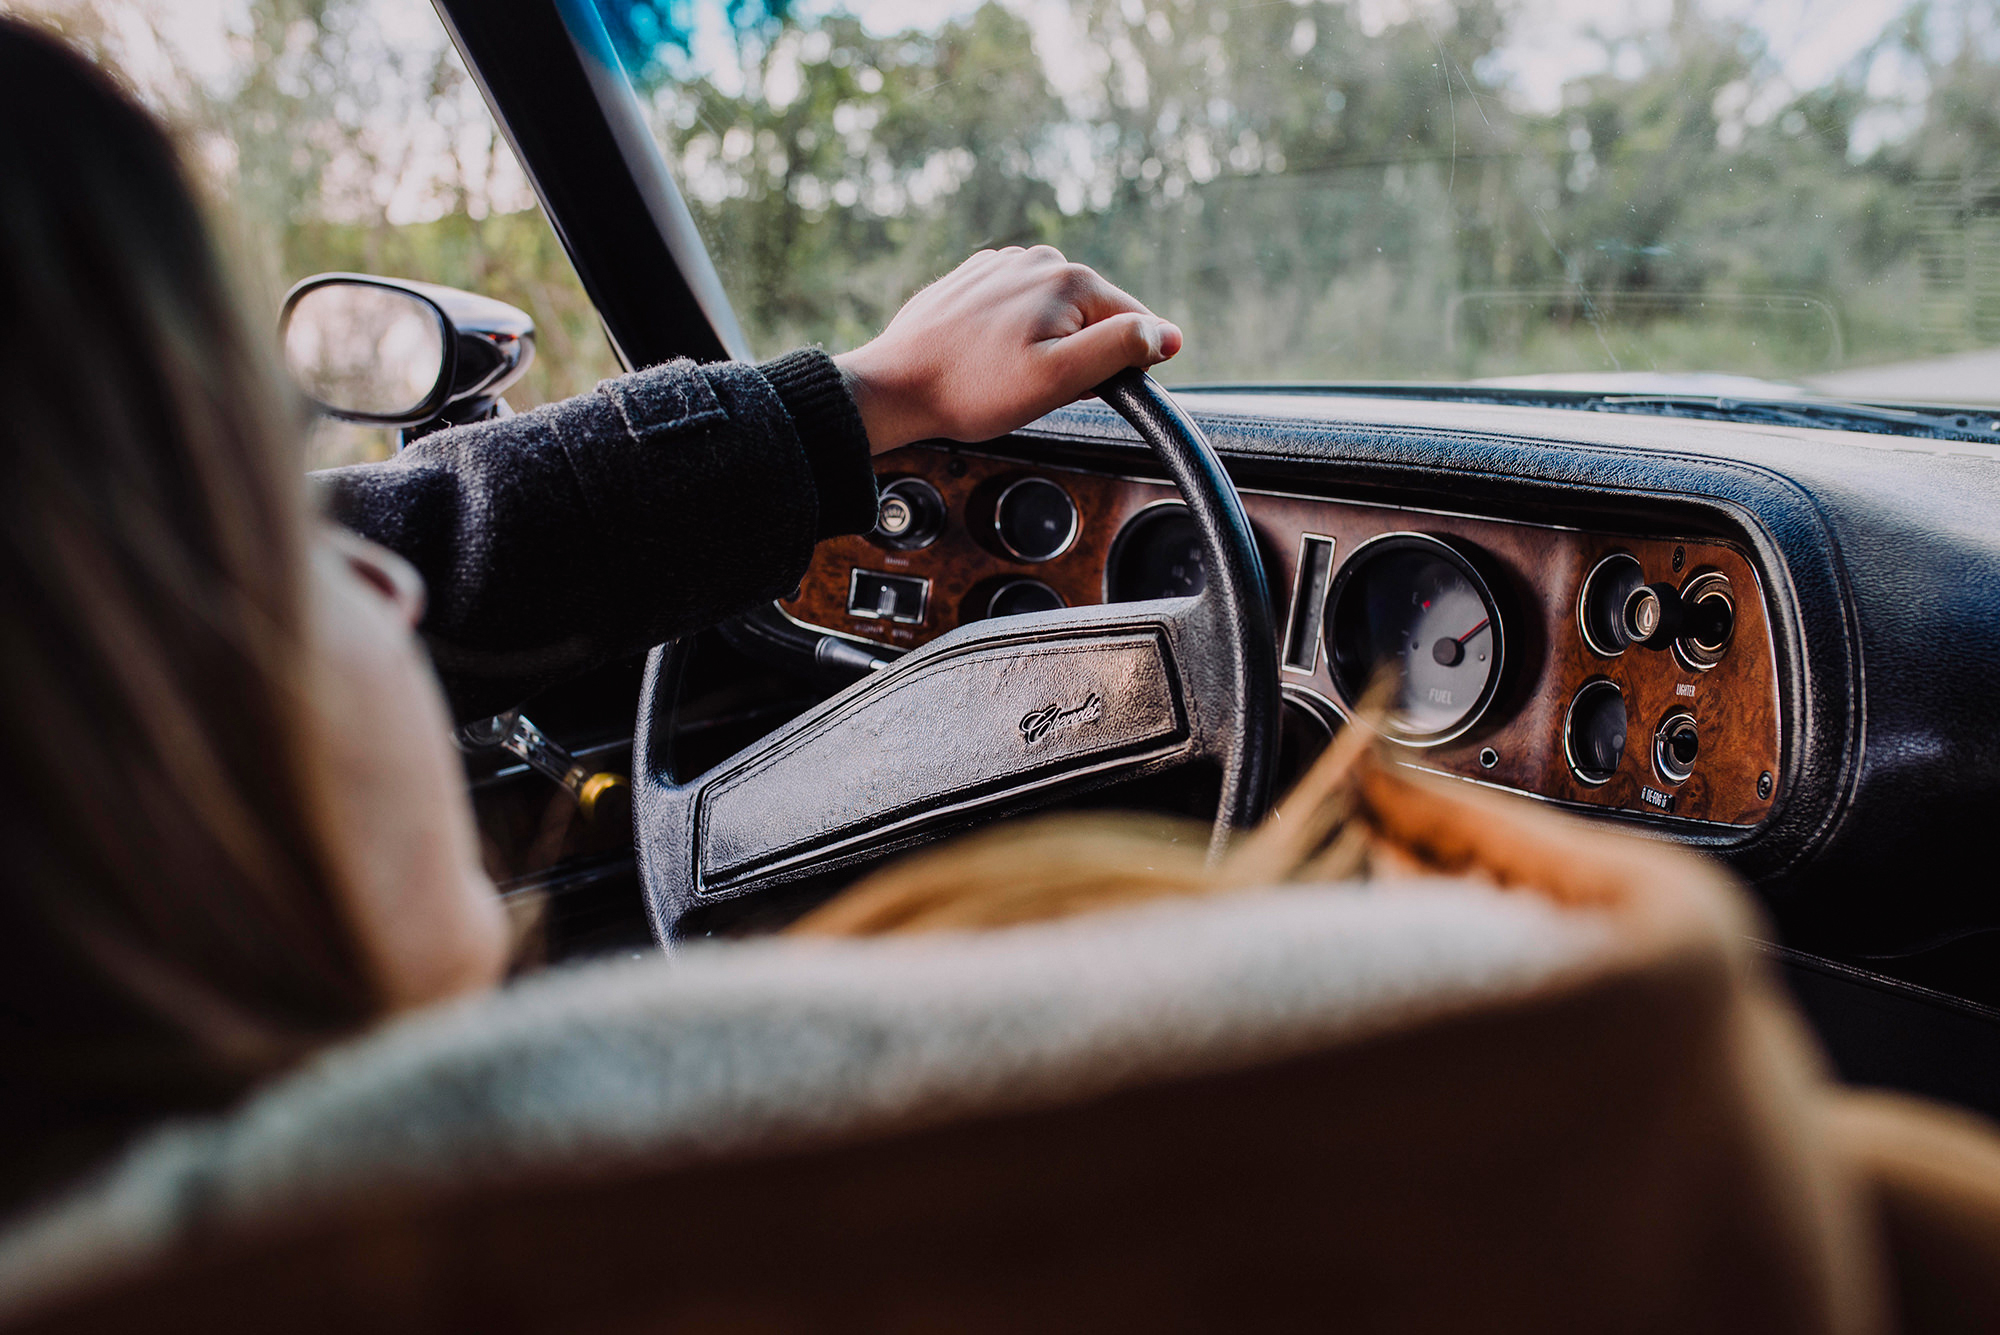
[311,245,1185,723]
[312,351,877,722]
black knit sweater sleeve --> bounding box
[311,350,877,722]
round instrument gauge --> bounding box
[1564,679,1627,784]
[1324,533,1505,745]
[984,578,1065,619]
[1106,503,1207,602]
[1577,552,1645,656]
[993,476,1079,562]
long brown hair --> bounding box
[0,20,377,1210]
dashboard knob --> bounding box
[1653,711,1700,784]
[873,477,945,550]
[1621,582,1683,648]
[877,495,915,536]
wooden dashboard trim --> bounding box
[783,444,1783,829]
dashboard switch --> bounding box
[847,569,930,624]
[1669,723,1700,766]
[873,477,945,550]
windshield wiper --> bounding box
[1189,384,2000,446]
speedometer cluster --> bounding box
[781,443,1782,829]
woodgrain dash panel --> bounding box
[785,444,1783,828]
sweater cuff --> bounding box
[758,348,879,539]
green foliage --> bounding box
[171,0,625,465]
[650,6,1074,352]
[58,0,2000,438]
[640,0,2000,388]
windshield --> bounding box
[597,0,2000,405]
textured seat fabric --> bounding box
[0,881,1607,1320]
[17,760,1983,1332]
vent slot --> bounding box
[1281,534,1337,674]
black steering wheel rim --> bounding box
[632,370,1280,943]
[1092,368,1279,831]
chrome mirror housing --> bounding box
[280,273,535,430]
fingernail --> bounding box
[1145,319,1164,358]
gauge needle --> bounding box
[1431,617,1489,668]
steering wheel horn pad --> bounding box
[634,370,1280,943]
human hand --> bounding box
[834,246,1182,455]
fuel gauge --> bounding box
[1324,533,1506,745]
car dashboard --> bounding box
[785,442,1784,832]
[479,383,2000,1114]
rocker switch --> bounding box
[848,568,930,624]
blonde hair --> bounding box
[791,692,1381,938]
[794,677,1627,940]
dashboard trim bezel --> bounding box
[778,425,1805,871]
[1562,676,1626,788]
[1577,550,1643,659]
[1010,402,1839,886]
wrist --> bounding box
[756,348,880,538]
[835,346,932,455]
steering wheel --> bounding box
[632,370,1281,943]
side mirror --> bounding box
[280,274,535,430]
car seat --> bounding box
[1,779,1995,1333]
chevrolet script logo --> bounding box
[1019,691,1103,746]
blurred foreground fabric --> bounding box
[0,770,1996,1331]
